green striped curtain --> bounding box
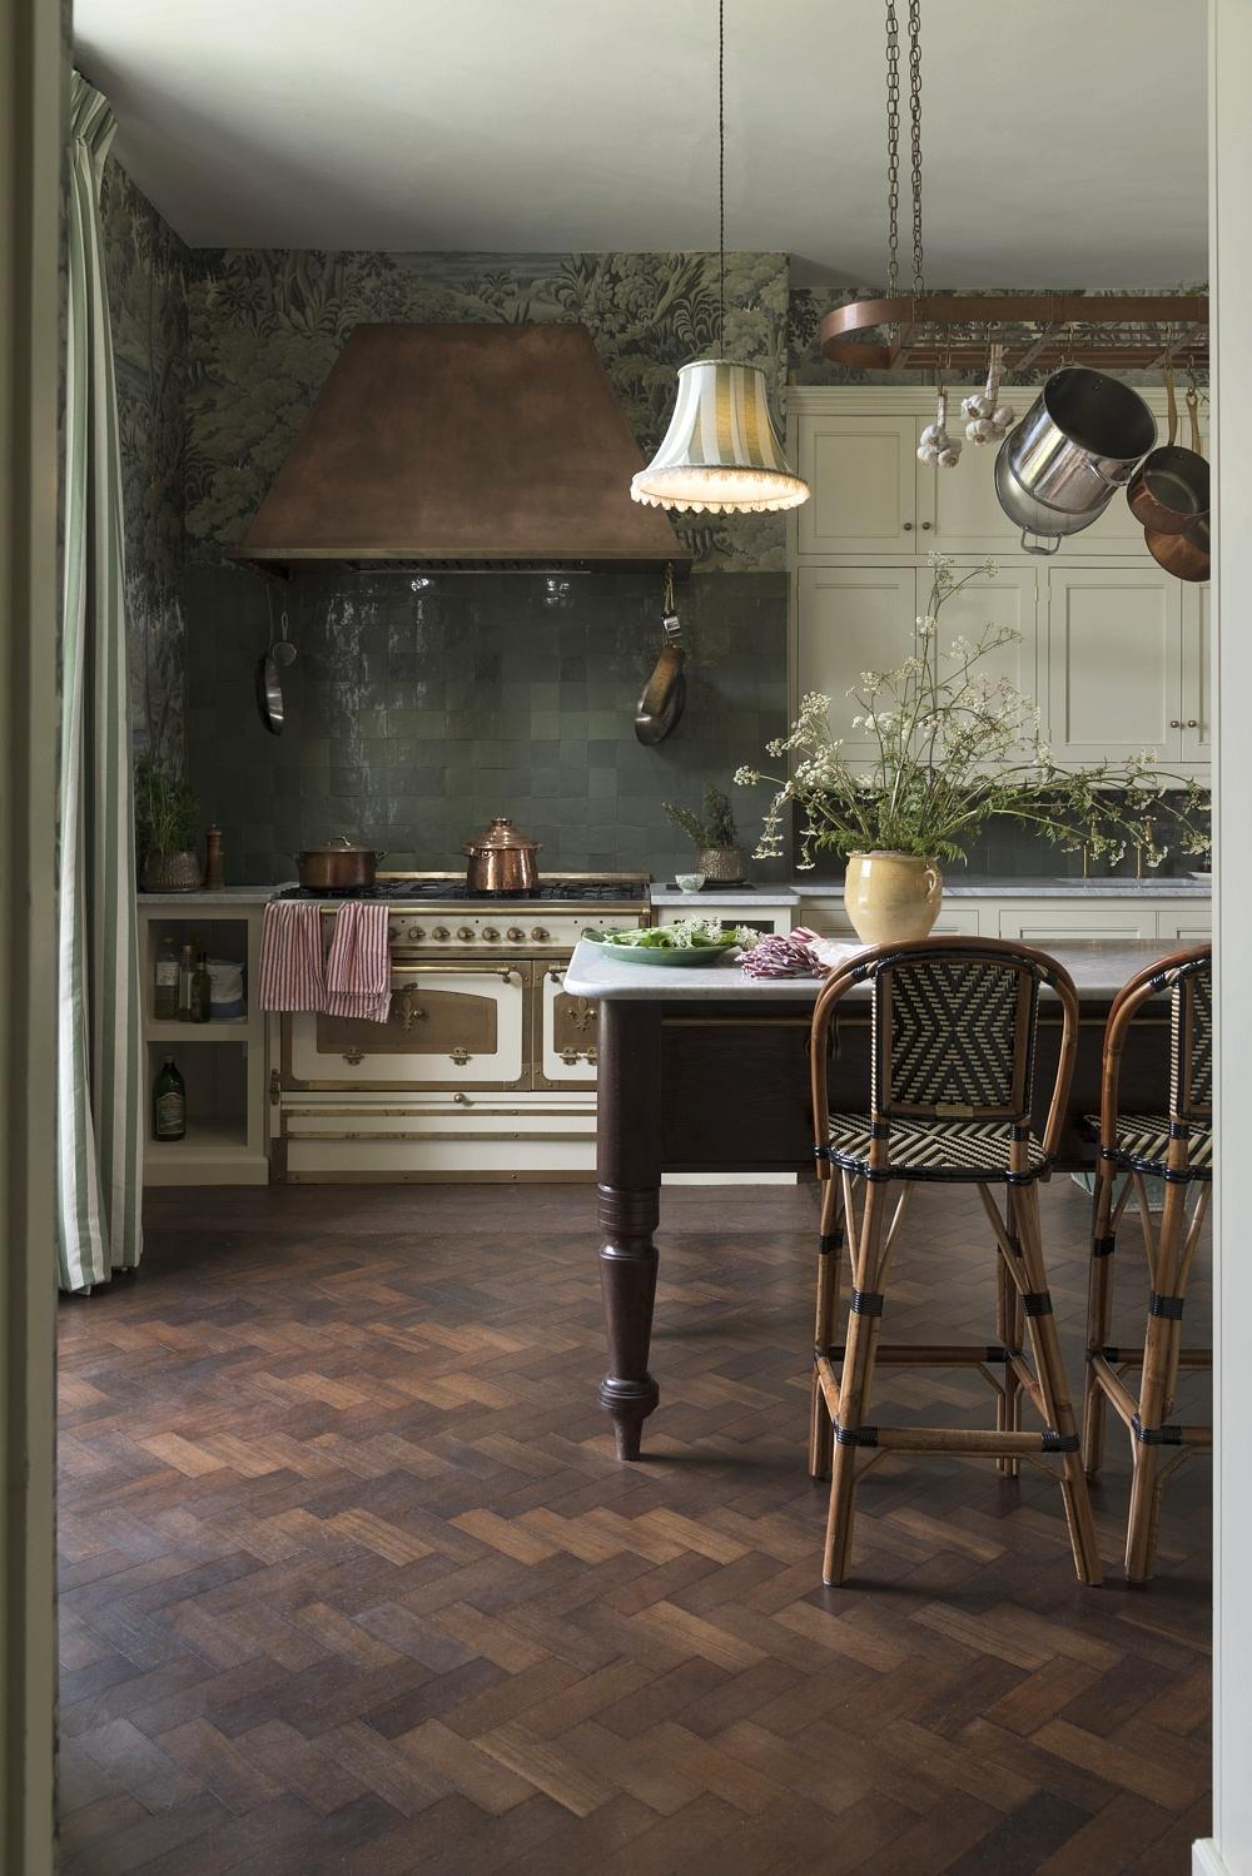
[58,74,144,1293]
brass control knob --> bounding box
[456,926,475,942]
[506,927,525,942]
[531,927,550,942]
[481,926,500,942]
[407,925,424,942]
[432,926,450,941]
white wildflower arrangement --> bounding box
[735,555,1211,871]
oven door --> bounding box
[536,961,599,1089]
[287,960,530,1088]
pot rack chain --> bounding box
[718,0,726,351]
[884,1,901,299]
[907,0,924,297]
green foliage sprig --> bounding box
[736,555,1210,871]
[662,784,740,851]
[135,755,198,858]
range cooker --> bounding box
[270,874,650,1182]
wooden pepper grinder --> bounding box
[204,824,225,891]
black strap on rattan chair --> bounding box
[808,935,1101,1589]
[1082,945,1212,1583]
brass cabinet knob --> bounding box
[921,521,933,530]
[456,926,475,942]
[1169,719,1180,728]
[506,927,525,941]
[453,1091,470,1105]
[432,926,450,940]
[481,927,500,941]
[1187,718,1199,728]
[902,520,914,531]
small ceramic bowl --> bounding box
[675,873,706,894]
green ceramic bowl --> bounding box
[591,938,740,968]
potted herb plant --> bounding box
[136,754,202,892]
[735,555,1209,944]
[662,783,745,883]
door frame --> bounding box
[0,0,61,1868]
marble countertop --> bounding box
[565,936,1178,1004]
[790,874,1211,899]
[649,884,800,906]
[137,885,295,905]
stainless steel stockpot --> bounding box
[1004,367,1156,518]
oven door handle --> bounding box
[390,963,521,982]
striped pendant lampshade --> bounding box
[630,359,811,515]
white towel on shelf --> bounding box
[258,901,325,1011]
[324,901,392,1023]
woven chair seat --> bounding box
[826,1112,1051,1183]
[1083,1112,1213,1180]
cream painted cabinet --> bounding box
[1181,585,1211,762]
[795,414,929,555]
[1043,566,1182,765]
[797,563,1039,763]
[997,905,1159,942]
[795,565,917,759]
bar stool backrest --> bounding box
[1098,944,1212,1149]
[811,936,1080,1165]
[1171,957,1212,1123]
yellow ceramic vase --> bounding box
[843,851,943,946]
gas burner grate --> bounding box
[277,877,647,906]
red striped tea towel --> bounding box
[324,901,392,1023]
[258,901,325,1011]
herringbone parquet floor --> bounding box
[57,1178,1211,1875]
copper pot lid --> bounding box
[461,817,541,856]
[299,835,380,856]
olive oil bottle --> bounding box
[153,1055,186,1141]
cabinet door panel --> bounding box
[1181,585,1211,762]
[931,564,1039,710]
[1044,568,1181,764]
[796,566,916,760]
[1157,910,1211,943]
[932,439,1022,554]
[998,906,1157,941]
[796,416,922,554]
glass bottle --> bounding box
[178,942,196,1021]
[190,950,212,1024]
[154,933,179,1020]
[153,1056,186,1141]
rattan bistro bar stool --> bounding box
[808,937,1101,1588]
[1082,945,1212,1584]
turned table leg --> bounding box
[594,1002,663,1460]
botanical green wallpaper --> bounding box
[100,158,188,764]
[184,249,792,572]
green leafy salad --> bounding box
[589,918,757,952]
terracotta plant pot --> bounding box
[843,851,943,945]
[141,849,203,893]
[697,845,744,883]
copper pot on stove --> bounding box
[461,817,541,893]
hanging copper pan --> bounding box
[1144,387,1210,584]
[635,565,686,746]
[1127,370,1209,536]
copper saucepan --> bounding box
[1127,370,1209,536]
[462,817,540,893]
[296,836,385,892]
[1144,387,1210,584]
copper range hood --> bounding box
[229,323,689,575]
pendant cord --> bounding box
[718,0,725,354]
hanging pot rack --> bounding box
[820,295,1208,374]
[826,2,1207,377]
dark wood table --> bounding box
[563,938,1176,1462]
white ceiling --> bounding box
[74,0,1208,283]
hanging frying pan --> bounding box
[256,593,286,735]
[1144,386,1211,584]
[1127,368,1209,536]
[634,566,686,747]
